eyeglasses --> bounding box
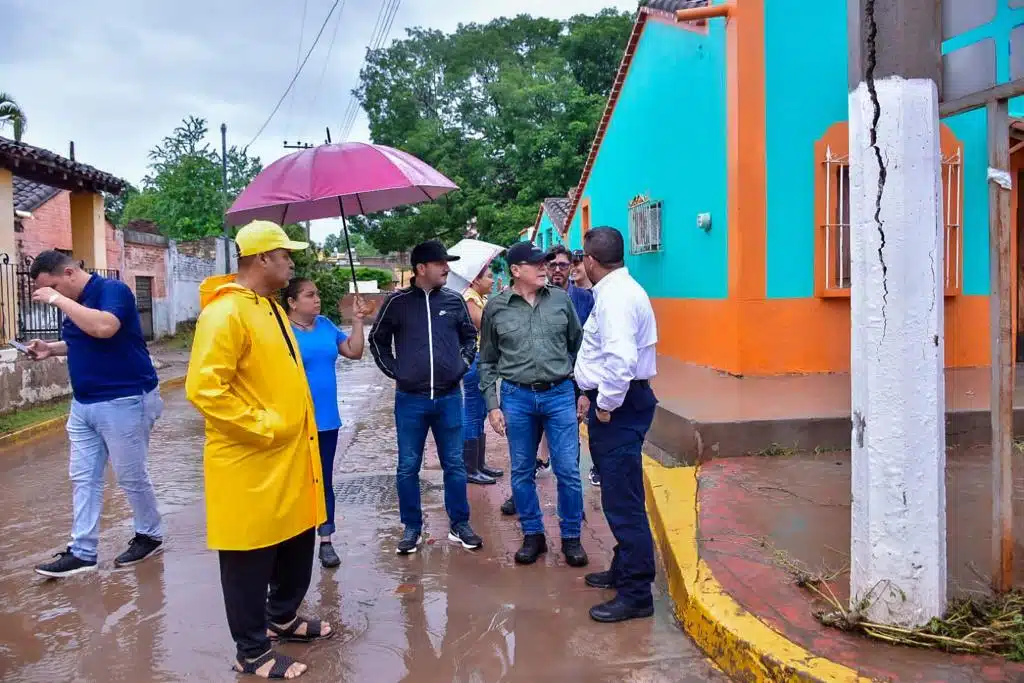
[547,262,571,270]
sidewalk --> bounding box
[644,449,1024,682]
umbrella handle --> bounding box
[340,209,359,296]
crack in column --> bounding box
[864,0,888,339]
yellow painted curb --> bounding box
[0,374,188,448]
[642,457,870,682]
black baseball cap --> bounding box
[410,239,460,267]
[506,242,547,265]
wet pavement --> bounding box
[0,348,724,683]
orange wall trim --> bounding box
[726,0,768,301]
[653,296,990,376]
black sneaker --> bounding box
[35,548,97,578]
[589,468,601,487]
[501,496,517,516]
[561,538,589,567]
[319,541,341,568]
[396,528,421,555]
[114,534,163,568]
[448,522,483,550]
[535,459,551,475]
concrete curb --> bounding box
[0,374,188,448]
[642,457,871,683]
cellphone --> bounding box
[9,340,31,355]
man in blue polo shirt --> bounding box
[26,250,163,578]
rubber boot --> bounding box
[478,432,503,478]
[464,438,495,485]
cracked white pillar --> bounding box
[848,0,946,627]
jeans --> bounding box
[67,388,163,562]
[587,382,658,608]
[219,527,315,659]
[500,379,583,538]
[317,429,340,536]
[462,354,486,440]
[394,389,470,531]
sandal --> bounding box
[267,615,334,643]
[232,650,305,679]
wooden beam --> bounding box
[987,98,1015,592]
[1010,139,1024,155]
[676,3,731,23]
[941,78,1024,118]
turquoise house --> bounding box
[558,0,1020,375]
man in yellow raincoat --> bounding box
[186,220,331,680]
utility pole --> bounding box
[221,123,232,274]
[847,0,945,627]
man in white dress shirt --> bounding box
[574,227,659,623]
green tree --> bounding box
[0,92,27,141]
[103,183,139,226]
[353,10,633,252]
[122,116,263,240]
[323,230,380,258]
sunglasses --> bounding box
[547,261,571,270]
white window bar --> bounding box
[942,149,962,292]
[822,147,962,293]
[629,198,663,255]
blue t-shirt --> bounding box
[64,274,159,404]
[293,315,348,432]
[568,283,595,327]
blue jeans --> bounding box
[500,379,583,538]
[394,390,470,531]
[318,429,340,536]
[67,388,164,562]
[462,354,486,440]
[587,382,658,608]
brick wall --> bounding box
[16,191,73,261]
[15,190,121,272]
[122,241,168,298]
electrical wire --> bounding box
[336,0,391,142]
[283,0,310,140]
[339,0,403,142]
[244,0,343,152]
[300,0,348,140]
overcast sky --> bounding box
[1,0,636,242]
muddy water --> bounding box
[0,355,723,682]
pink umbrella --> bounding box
[226,142,459,288]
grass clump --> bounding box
[0,400,69,435]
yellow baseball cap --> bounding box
[235,220,309,257]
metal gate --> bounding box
[135,276,154,341]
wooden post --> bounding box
[987,98,1014,592]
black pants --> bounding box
[218,527,316,659]
[587,382,657,608]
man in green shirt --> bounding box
[479,242,588,567]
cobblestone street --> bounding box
[0,349,723,682]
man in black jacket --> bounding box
[370,240,484,555]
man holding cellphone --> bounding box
[26,250,164,578]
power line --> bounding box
[244,0,343,152]
[283,0,310,139]
[340,0,403,141]
[300,0,348,139]
[337,0,391,142]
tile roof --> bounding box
[542,198,572,232]
[562,1,709,235]
[0,136,125,195]
[12,176,61,213]
[644,0,709,13]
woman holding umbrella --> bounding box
[284,278,374,568]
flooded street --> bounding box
[0,352,723,683]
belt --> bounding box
[505,378,569,393]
